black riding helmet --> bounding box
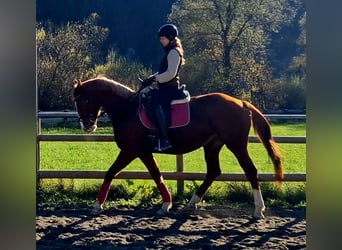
[157,24,178,41]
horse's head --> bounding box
[73,79,103,133]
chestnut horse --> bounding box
[73,76,283,218]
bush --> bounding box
[37,13,109,110]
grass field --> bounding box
[38,121,306,207]
[40,121,305,173]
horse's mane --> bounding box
[84,76,136,99]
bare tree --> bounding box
[168,0,300,101]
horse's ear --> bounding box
[73,79,82,88]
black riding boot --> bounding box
[154,105,172,151]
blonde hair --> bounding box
[170,37,185,65]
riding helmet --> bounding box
[157,24,178,40]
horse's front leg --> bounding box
[91,150,137,215]
[139,154,172,215]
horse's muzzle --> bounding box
[80,121,97,133]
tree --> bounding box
[36,0,176,68]
[168,0,301,103]
[37,13,109,110]
[274,11,306,110]
[84,49,151,91]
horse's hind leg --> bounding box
[187,141,223,209]
[229,144,266,218]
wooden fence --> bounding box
[36,111,306,194]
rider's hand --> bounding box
[141,76,156,87]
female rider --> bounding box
[142,23,185,151]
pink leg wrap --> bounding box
[97,180,111,204]
[157,182,172,202]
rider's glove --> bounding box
[141,76,156,87]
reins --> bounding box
[128,77,149,103]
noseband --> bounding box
[74,95,105,124]
[78,110,105,124]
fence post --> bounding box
[36,116,41,188]
[176,154,184,196]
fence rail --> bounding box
[38,170,305,182]
[36,111,306,194]
[38,111,306,120]
[37,134,305,143]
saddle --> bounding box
[138,85,191,130]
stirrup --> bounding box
[154,138,172,151]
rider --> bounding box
[142,23,185,151]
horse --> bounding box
[73,76,283,218]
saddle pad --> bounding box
[139,102,190,130]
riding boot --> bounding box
[154,105,172,151]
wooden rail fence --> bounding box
[36,111,306,194]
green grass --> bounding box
[38,121,306,208]
[40,122,306,172]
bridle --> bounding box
[78,110,105,125]
[74,95,106,124]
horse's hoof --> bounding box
[184,206,195,211]
[157,202,172,215]
[90,201,103,215]
[156,208,168,215]
[253,212,265,219]
[184,204,198,211]
[180,205,197,215]
[253,207,266,219]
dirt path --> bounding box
[36,204,306,249]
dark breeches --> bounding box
[151,85,179,109]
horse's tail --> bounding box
[243,101,284,186]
